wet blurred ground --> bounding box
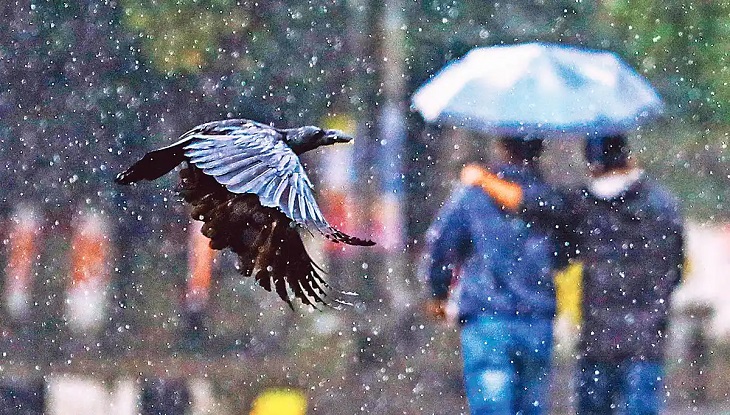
[2,317,729,414]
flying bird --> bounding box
[115,119,375,308]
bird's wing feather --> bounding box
[178,165,337,308]
[183,121,374,246]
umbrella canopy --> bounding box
[412,42,665,137]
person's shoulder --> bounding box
[448,184,474,201]
[442,184,486,208]
[452,184,505,216]
[434,185,498,226]
[640,176,682,214]
[459,184,496,204]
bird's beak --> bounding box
[325,129,354,144]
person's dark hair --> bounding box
[500,135,544,162]
[584,135,629,171]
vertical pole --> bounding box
[346,1,384,403]
[346,0,409,408]
[377,0,408,313]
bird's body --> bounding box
[116,119,374,308]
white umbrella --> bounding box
[412,42,664,137]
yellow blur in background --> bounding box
[250,388,307,415]
[555,262,583,325]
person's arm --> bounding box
[420,189,471,319]
[460,165,523,211]
[637,200,685,333]
[461,164,577,227]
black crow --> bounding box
[115,119,375,308]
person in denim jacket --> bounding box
[422,136,567,415]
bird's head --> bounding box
[284,126,354,154]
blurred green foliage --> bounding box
[121,0,250,73]
[638,125,729,221]
[601,0,730,122]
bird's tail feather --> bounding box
[115,146,186,185]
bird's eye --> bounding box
[315,129,326,139]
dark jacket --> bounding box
[423,165,562,323]
[523,175,684,361]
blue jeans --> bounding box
[460,316,553,415]
[577,359,665,415]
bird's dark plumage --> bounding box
[116,118,375,308]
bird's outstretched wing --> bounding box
[179,166,345,308]
[182,120,374,246]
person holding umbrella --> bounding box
[462,134,684,414]
[422,135,569,415]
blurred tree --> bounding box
[600,0,730,122]
[120,0,354,124]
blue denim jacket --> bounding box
[423,165,558,322]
